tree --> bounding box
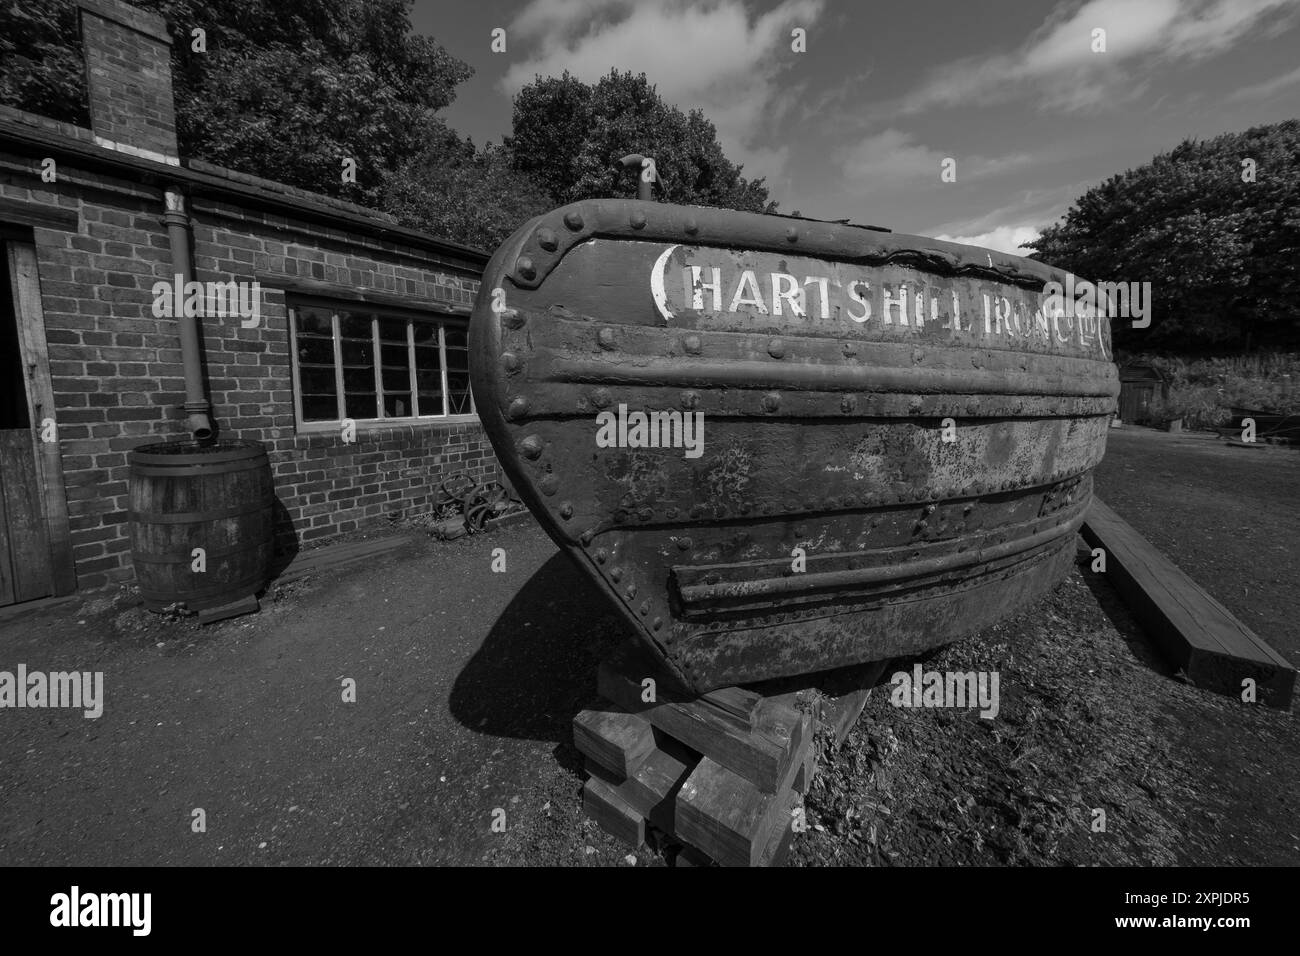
[0,0,86,126]
[1028,121,1300,352]
[381,133,553,252]
[506,70,777,214]
[0,0,472,206]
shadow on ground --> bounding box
[449,552,630,750]
[1077,557,1177,681]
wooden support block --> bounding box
[675,752,805,867]
[672,844,715,867]
[598,644,809,793]
[698,685,763,730]
[674,713,810,866]
[818,686,873,748]
[573,705,655,781]
[815,659,889,747]
[793,739,814,794]
[587,742,699,834]
[583,775,645,849]
[758,789,800,867]
[1082,498,1296,709]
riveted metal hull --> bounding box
[469,199,1118,693]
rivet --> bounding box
[785,227,798,243]
[665,507,678,519]
[520,435,544,459]
[768,338,785,359]
[683,335,701,354]
[638,601,648,616]
[537,227,558,251]
[597,327,617,350]
[676,537,693,551]
[506,311,527,330]
[626,584,638,599]
[581,530,594,545]
[595,548,608,563]
[680,390,699,410]
[630,210,646,229]
[591,388,612,408]
[684,220,698,236]
[841,395,856,413]
[761,392,781,413]
[560,502,574,519]
[507,397,529,419]
[539,475,559,496]
[501,352,520,373]
[652,617,663,630]
[563,211,584,231]
[611,567,623,582]
[516,256,536,280]
[638,508,653,522]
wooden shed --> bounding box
[1118,363,1165,423]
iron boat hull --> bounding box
[469,200,1118,693]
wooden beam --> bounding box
[1082,497,1295,709]
[572,706,655,782]
[674,740,807,867]
[584,741,699,835]
[0,431,52,601]
[582,775,645,849]
[0,197,79,233]
[598,643,809,793]
[7,241,76,595]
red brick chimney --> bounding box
[77,0,179,165]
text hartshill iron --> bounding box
[469,199,1119,693]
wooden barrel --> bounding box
[128,439,274,611]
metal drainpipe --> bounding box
[616,154,656,201]
[162,187,214,441]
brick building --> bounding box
[0,0,499,607]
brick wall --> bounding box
[1,150,499,591]
[78,0,178,161]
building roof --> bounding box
[0,107,490,269]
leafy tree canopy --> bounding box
[1028,120,1300,352]
[1,0,471,206]
[381,133,553,253]
[1,6,778,250]
[507,70,777,214]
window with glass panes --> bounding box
[288,301,475,423]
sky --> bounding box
[410,0,1300,253]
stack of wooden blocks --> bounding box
[574,644,884,866]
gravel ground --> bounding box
[1093,426,1300,665]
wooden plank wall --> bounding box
[6,241,76,596]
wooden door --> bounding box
[0,238,75,606]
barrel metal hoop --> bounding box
[129,503,273,524]
[129,540,275,564]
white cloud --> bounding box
[502,0,824,181]
[835,129,1038,196]
[890,0,1298,115]
[933,226,1042,256]
[1227,63,1300,101]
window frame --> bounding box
[287,296,477,433]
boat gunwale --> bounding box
[503,198,1081,296]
